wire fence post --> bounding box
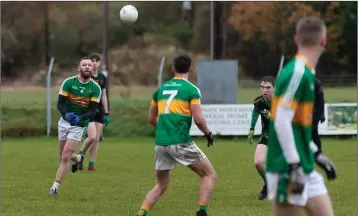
[277,55,285,76]
[157,56,166,88]
[46,57,55,136]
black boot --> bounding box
[258,184,267,200]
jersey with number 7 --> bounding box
[151,77,201,146]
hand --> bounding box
[205,131,214,147]
[104,113,110,127]
[315,153,337,180]
[320,114,326,123]
[65,112,76,122]
[288,163,305,194]
[261,109,271,120]
[248,129,254,145]
[69,114,80,126]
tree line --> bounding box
[1,1,356,81]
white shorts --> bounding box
[58,118,86,142]
[266,170,328,207]
[155,142,207,170]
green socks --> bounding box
[199,204,207,212]
[89,161,94,167]
[137,206,149,216]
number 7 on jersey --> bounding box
[163,90,178,114]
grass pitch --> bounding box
[2,137,356,216]
[2,86,356,109]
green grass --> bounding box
[2,86,356,108]
[2,137,356,216]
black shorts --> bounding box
[90,111,104,124]
[257,135,268,145]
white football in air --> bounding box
[120,5,138,23]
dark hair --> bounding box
[296,16,325,46]
[261,76,275,86]
[173,55,192,74]
[80,56,92,61]
[89,53,101,61]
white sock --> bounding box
[52,181,60,190]
[76,154,82,162]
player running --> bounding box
[49,57,102,198]
[136,55,216,216]
[266,16,337,216]
[78,53,110,171]
[247,76,274,200]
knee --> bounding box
[87,135,97,143]
[61,151,72,164]
[155,181,170,194]
[95,134,101,142]
[254,159,265,170]
[210,170,217,183]
[202,169,217,183]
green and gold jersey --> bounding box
[266,55,315,174]
[59,75,102,127]
[152,77,201,146]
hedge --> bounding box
[2,100,155,138]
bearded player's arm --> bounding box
[57,79,71,115]
[80,86,102,121]
[148,89,158,128]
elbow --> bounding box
[148,116,156,125]
[57,103,65,115]
[193,115,204,126]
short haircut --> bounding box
[89,53,101,61]
[261,76,275,86]
[79,57,93,65]
[296,16,326,46]
[173,55,192,74]
[80,56,92,61]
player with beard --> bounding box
[247,76,274,200]
[49,57,102,198]
[77,53,109,172]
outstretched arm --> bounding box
[191,103,210,136]
[250,106,259,130]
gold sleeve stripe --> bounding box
[90,97,100,102]
[151,100,157,105]
[253,98,262,104]
[277,97,298,111]
[190,98,201,104]
[59,91,69,96]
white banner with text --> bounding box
[190,103,357,136]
